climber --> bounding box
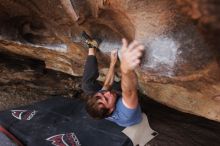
[81,36,145,127]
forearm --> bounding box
[118,38,144,108]
[121,71,138,100]
[82,48,98,81]
[103,64,115,90]
[82,47,101,92]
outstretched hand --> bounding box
[120,38,145,73]
[110,49,118,67]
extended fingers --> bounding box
[111,50,118,59]
[128,40,140,51]
[129,44,144,59]
[129,45,144,68]
[122,38,128,51]
[111,49,118,55]
[132,45,145,55]
[120,39,144,70]
[132,51,143,59]
[129,59,141,70]
[132,59,141,67]
[122,39,144,53]
[130,53,142,63]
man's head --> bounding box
[86,90,118,119]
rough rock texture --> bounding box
[0,52,83,110]
[0,0,219,122]
[0,52,220,146]
[176,0,220,69]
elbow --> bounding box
[123,90,137,97]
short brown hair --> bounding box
[85,93,110,119]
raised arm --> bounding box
[120,39,144,109]
[102,50,118,90]
[81,48,102,93]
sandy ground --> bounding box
[0,52,220,146]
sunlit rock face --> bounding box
[0,0,219,122]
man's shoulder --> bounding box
[116,97,141,115]
[106,97,142,127]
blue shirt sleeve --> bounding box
[106,98,142,127]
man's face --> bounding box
[95,90,117,114]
